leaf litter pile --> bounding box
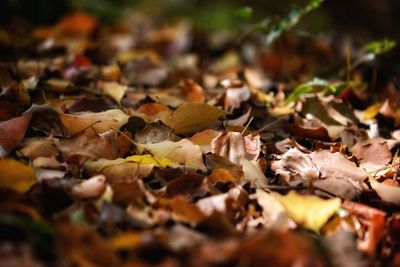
[1,6,400,267]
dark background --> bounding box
[0,0,399,40]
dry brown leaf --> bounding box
[350,137,392,172]
[57,129,118,160]
[0,113,31,156]
[60,109,129,135]
[211,131,247,165]
[84,159,154,182]
[19,137,59,159]
[168,103,227,135]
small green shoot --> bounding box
[285,78,365,105]
[351,39,397,70]
[265,0,324,45]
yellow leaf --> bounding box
[139,139,206,170]
[275,191,341,232]
[117,50,160,64]
[126,154,175,168]
[364,103,382,120]
[0,159,37,193]
[168,103,228,135]
[97,81,127,104]
[269,106,294,116]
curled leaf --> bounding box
[0,113,31,156]
[369,177,400,205]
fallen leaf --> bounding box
[252,189,294,231]
[166,172,206,198]
[84,159,155,182]
[189,129,219,153]
[275,191,341,232]
[283,124,330,141]
[211,131,247,165]
[19,137,59,159]
[27,104,68,137]
[224,86,251,111]
[111,232,142,250]
[60,109,129,135]
[159,197,206,226]
[139,139,206,170]
[97,81,127,104]
[135,121,175,144]
[369,176,400,205]
[57,129,118,160]
[72,175,107,199]
[208,168,240,183]
[125,154,175,168]
[67,97,115,113]
[0,159,37,192]
[205,154,244,180]
[272,148,366,198]
[180,79,205,103]
[309,150,367,182]
[168,103,227,135]
[242,159,269,187]
[0,113,31,156]
[197,194,229,216]
[351,137,392,172]
[272,147,320,185]
[122,58,168,86]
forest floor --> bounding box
[0,8,400,267]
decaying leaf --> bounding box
[57,129,118,160]
[2,6,400,266]
[211,131,247,165]
[211,131,261,165]
[272,148,366,199]
[351,137,392,172]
